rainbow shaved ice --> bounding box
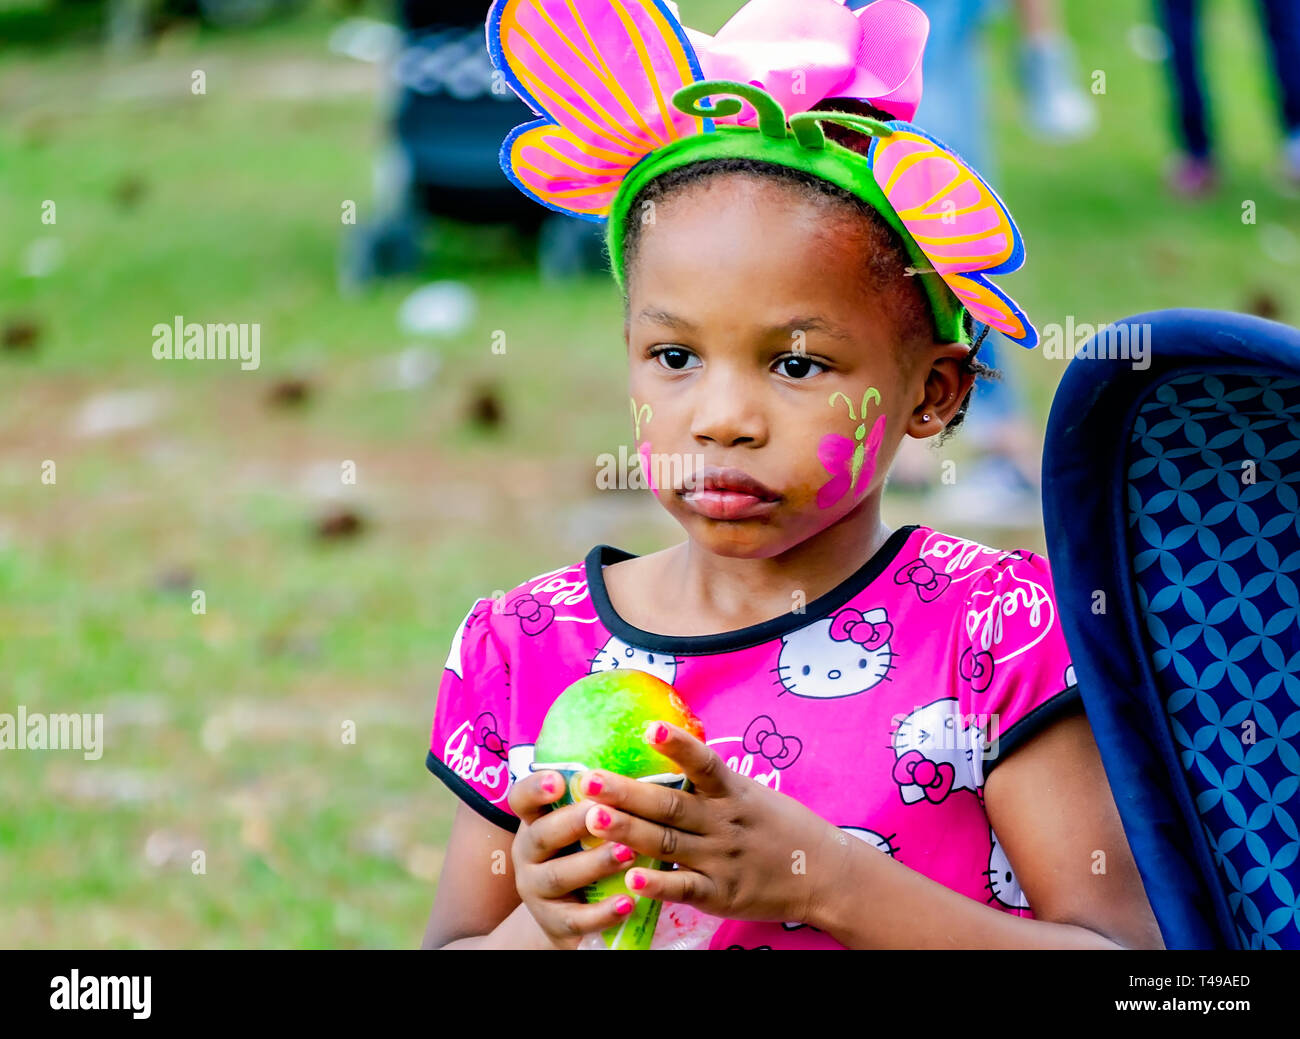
[533,670,705,950]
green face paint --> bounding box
[828,388,882,489]
[630,397,653,441]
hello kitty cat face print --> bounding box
[985,826,1030,911]
[890,698,983,805]
[774,606,897,698]
[587,633,679,684]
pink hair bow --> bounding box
[681,0,928,123]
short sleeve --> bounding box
[957,550,1082,786]
[426,599,519,832]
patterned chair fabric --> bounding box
[1043,310,1300,949]
[1127,372,1300,949]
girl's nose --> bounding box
[689,371,768,448]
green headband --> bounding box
[605,81,969,346]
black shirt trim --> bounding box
[983,684,1084,776]
[584,524,921,655]
[426,749,519,834]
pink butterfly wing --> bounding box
[817,434,854,509]
[946,274,1037,347]
[492,0,705,218]
[871,129,1018,276]
[870,127,1036,346]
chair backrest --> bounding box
[1043,309,1300,950]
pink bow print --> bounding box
[894,557,951,602]
[474,711,507,759]
[742,715,803,769]
[828,608,892,651]
[892,750,954,803]
[501,593,555,636]
[959,647,995,693]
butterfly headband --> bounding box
[487,0,1037,348]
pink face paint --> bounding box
[817,389,887,509]
[636,440,660,496]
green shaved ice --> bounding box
[534,671,684,778]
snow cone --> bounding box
[533,669,704,950]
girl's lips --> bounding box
[680,489,782,521]
[677,465,782,521]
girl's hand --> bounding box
[507,769,641,948]
[576,721,842,926]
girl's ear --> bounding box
[905,343,975,440]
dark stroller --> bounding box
[1043,309,1300,948]
[342,0,607,285]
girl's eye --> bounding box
[775,354,826,379]
[652,346,700,371]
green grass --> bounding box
[1,0,1297,947]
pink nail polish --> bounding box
[540,774,557,796]
[614,896,634,915]
[593,807,612,829]
[585,773,603,796]
[647,722,668,745]
[612,843,635,863]
[627,871,647,891]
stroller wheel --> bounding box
[339,215,424,293]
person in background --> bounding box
[1155,0,1300,197]
[1013,0,1097,140]
[873,0,1090,523]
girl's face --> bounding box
[624,173,971,559]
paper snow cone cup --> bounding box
[533,670,705,951]
[535,764,689,949]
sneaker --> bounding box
[1167,155,1218,198]
[1020,36,1098,141]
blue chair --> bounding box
[1042,309,1300,950]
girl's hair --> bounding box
[619,99,999,444]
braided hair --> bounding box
[619,99,999,444]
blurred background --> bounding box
[1,0,1297,947]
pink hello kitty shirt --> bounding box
[426,523,1081,949]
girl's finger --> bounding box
[536,892,638,941]
[525,840,638,900]
[644,720,731,796]
[519,800,595,861]
[508,769,566,824]
[623,864,718,908]
[575,769,708,834]
[585,802,706,867]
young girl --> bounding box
[421,0,1164,950]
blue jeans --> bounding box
[880,0,1019,422]
[1156,0,1300,159]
